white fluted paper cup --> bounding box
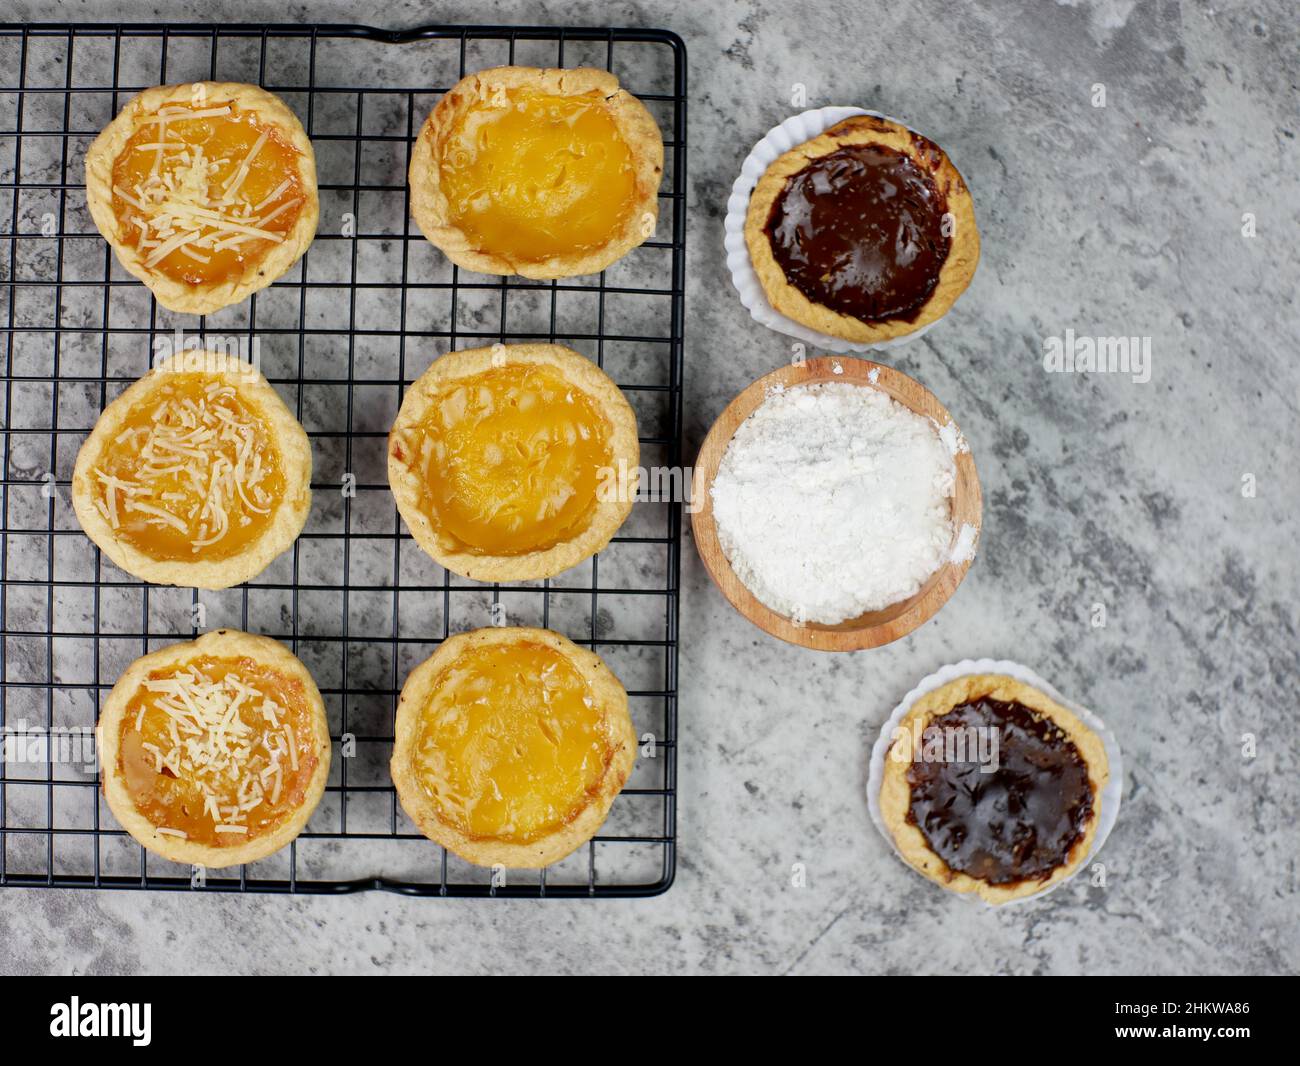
[865,658,1124,906]
[725,106,955,354]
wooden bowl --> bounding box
[691,357,982,652]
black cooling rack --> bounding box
[0,22,684,896]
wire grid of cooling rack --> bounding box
[0,22,684,896]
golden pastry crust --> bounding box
[71,350,312,590]
[388,343,638,582]
[879,673,1109,904]
[98,629,331,869]
[744,115,979,344]
[84,81,319,314]
[408,66,663,278]
[391,626,637,868]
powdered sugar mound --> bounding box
[710,383,957,624]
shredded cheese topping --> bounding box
[114,103,303,273]
[130,663,304,837]
[94,377,278,555]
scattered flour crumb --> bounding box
[950,521,979,564]
[710,383,957,624]
[867,367,880,384]
[935,417,969,456]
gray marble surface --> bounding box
[1,0,1297,975]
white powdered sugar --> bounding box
[710,383,958,625]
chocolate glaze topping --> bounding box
[765,142,950,323]
[905,697,1093,886]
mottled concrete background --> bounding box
[1,0,1296,975]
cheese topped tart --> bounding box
[72,351,311,590]
[99,629,331,869]
[878,673,1109,904]
[85,82,319,314]
[388,343,638,582]
[409,66,663,278]
[745,115,979,344]
[391,627,637,868]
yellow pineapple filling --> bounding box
[118,656,320,847]
[91,373,284,562]
[438,88,638,262]
[409,641,611,844]
[110,102,306,285]
[411,363,613,556]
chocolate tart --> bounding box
[84,82,318,315]
[388,343,639,582]
[98,629,331,869]
[408,66,664,278]
[391,626,637,868]
[744,115,979,344]
[878,673,1108,903]
[71,351,311,590]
